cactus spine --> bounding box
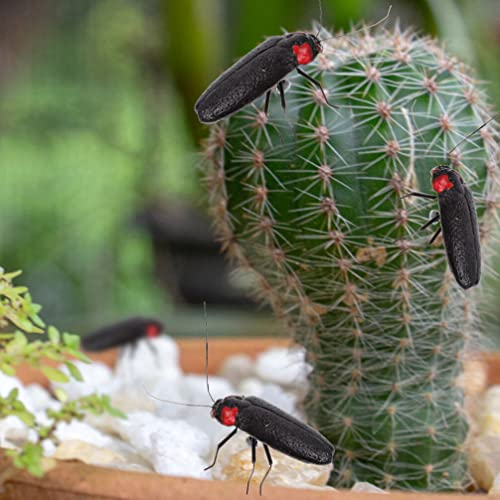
[203,25,499,491]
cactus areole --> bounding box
[203,25,499,491]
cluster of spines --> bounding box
[202,25,499,491]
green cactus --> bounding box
[202,25,498,491]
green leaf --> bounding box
[101,395,126,419]
[12,409,35,427]
[64,361,83,382]
[47,326,60,344]
[0,363,16,376]
[53,387,68,402]
[11,330,28,349]
[62,332,80,349]
[7,388,20,401]
[66,348,90,363]
[40,365,69,383]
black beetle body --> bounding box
[404,166,481,290]
[82,317,164,352]
[195,33,324,123]
[431,166,481,289]
[206,395,334,495]
[211,395,334,465]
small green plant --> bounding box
[0,268,125,477]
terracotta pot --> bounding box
[2,338,499,500]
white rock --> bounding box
[238,377,263,397]
[255,347,311,388]
[219,354,255,387]
[55,420,113,448]
[352,482,388,494]
[42,439,56,456]
[52,439,151,472]
[51,360,117,399]
[115,411,211,467]
[0,372,33,411]
[151,430,210,479]
[25,384,56,412]
[114,336,181,385]
[0,416,31,446]
[489,473,500,495]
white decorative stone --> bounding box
[0,416,29,447]
[55,420,114,449]
[468,433,500,491]
[114,336,181,386]
[489,473,500,495]
[24,384,55,412]
[352,482,388,493]
[219,354,255,387]
[255,347,311,389]
[151,429,210,479]
[51,360,116,399]
[238,377,264,397]
[52,439,151,472]
[0,372,33,411]
[114,411,211,475]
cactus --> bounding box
[202,25,499,491]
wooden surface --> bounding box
[4,338,500,499]
[0,453,487,500]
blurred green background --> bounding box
[0,0,498,342]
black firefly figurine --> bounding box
[146,304,334,496]
[403,117,496,289]
[195,7,391,123]
[82,317,164,352]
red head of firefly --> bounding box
[145,320,163,338]
[288,33,322,66]
[211,396,243,427]
[431,166,464,195]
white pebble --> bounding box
[0,372,33,411]
[51,361,116,399]
[115,411,211,464]
[114,336,181,385]
[352,482,388,494]
[151,430,210,479]
[255,347,311,387]
[219,354,254,387]
[25,384,56,412]
[55,420,113,448]
[238,377,263,397]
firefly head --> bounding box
[144,319,164,338]
[290,33,322,65]
[211,396,242,426]
[431,165,462,194]
[308,33,323,57]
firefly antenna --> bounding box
[204,301,215,403]
[319,5,392,42]
[142,384,212,408]
[448,114,498,156]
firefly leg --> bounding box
[401,191,436,200]
[145,340,161,368]
[277,81,286,112]
[264,90,272,115]
[259,444,273,496]
[245,437,258,495]
[429,226,442,244]
[420,213,440,231]
[204,428,238,471]
[296,67,336,109]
